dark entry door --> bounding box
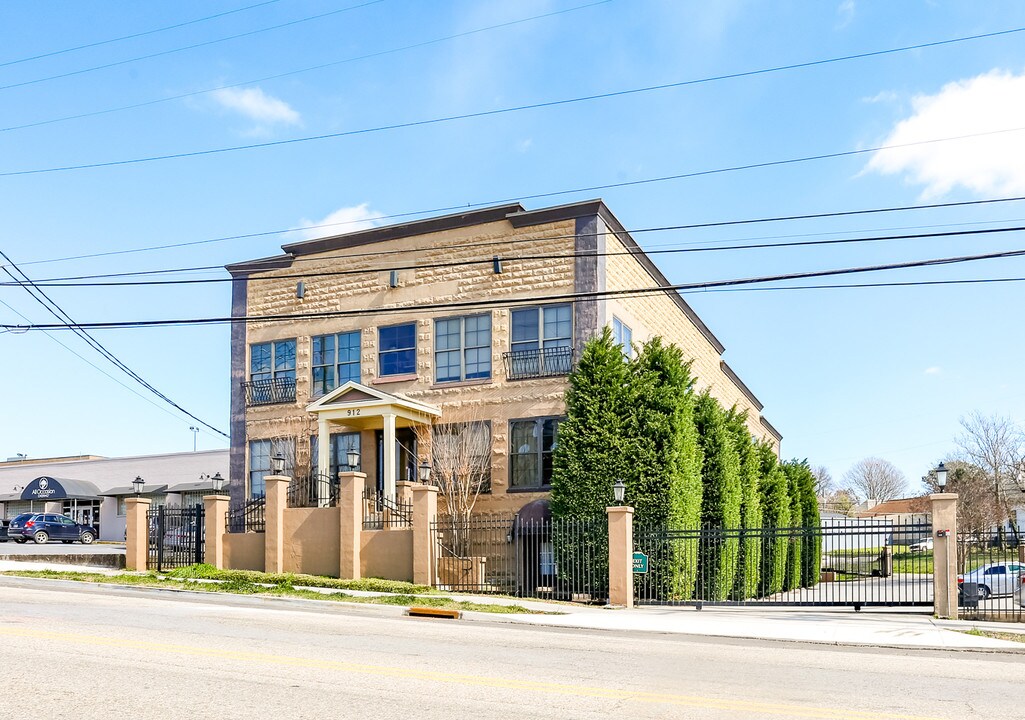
[374,428,417,494]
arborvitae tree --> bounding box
[724,407,762,600]
[784,461,804,591]
[628,338,703,599]
[788,459,822,587]
[550,328,630,593]
[757,442,790,596]
[693,391,742,600]
[551,327,632,520]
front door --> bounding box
[375,428,417,494]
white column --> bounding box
[317,418,331,504]
[383,413,397,500]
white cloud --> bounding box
[864,69,1025,198]
[924,367,941,376]
[294,203,383,241]
[210,86,301,127]
[836,0,855,28]
[862,90,898,104]
[516,138,533,153]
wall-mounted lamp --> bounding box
[389,270,399,288]
[296,281,305,299]
[493,256,503,274]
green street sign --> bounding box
[632,551,648,574]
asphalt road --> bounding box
[0,579,1020,720]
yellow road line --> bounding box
[0,625,942,719]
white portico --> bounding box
[306,382,441,499]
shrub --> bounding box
[693,392,742,600]
[725,407,762,600]
[757,443,790,596]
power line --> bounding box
[0,249,228,437]
[12,191,1025,270]
[0,0,385,92]
[5,245,1024,331]
[0,295,224,437]
[4,22,1025,175]
[1,0,614,134]
[0,0,283,69]
[8,223,1025,288]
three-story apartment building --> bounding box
[226,199,781,515]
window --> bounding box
[435,315,492,383]
[612,316,633,356]
[379,323,416,377]
[248,438,294,498]
[312,331,361,396]
[310,432,361,479]
[509,417,562,489]
[511,305,572,353]
[250,340,296,383]
[432,421,492,494]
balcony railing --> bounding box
[502,346,574,380]
[243,377,296,406]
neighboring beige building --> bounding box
[226,200,781,516]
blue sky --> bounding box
[2,0,1025,496]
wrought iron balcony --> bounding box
[243,376,296,406]
[502,346,574,380]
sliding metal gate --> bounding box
[147,504,205,571]
[634,521,934,609]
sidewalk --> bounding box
[2,560,1022,651]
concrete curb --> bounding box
[0,553,125,569]
[3,573,1024,653]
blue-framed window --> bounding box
[435,315,492,383]
[379,323,416,377]
[250,340,296,382]
[312,331,361,396]
[511,305,572,353]
[612,316,632,357]
[248,438,294,499]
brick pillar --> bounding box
[930,493,958,619]
[264,475,289,575]
[606,505,634,608]
[203,495,229,569]
[411,483,438,586]
[125,497,152,571]
[339,472,366,579]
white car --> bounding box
[908,537,933,552]
[959,562,1024,600]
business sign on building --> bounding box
[21,477,70,501]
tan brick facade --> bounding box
[228,201,780,517]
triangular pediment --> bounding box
[305,381,441,417]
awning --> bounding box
[20,476,101,502]
[99,484,169,498]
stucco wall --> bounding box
[283,507,340,577]
[224,532,265,572]
[360,528,413,582]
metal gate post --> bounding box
[156,505,165,572]
[194,503,204,565]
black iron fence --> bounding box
[363,489,412,529]
[431,515,608,602]
[956,532,1024,621]
[287,474,338,508]
[226,498,265,533]
[147,504,205,571]
[502,346,574,380]
[634,522,934,608]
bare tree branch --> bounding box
[842,457,908,502]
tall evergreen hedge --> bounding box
[757,443,790,596]
[693,391,742,601]
[788,459,822,588]
[628,338,703,599]
[784,461,804,592]
[725,407,762,600]
[550,327,631,521]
